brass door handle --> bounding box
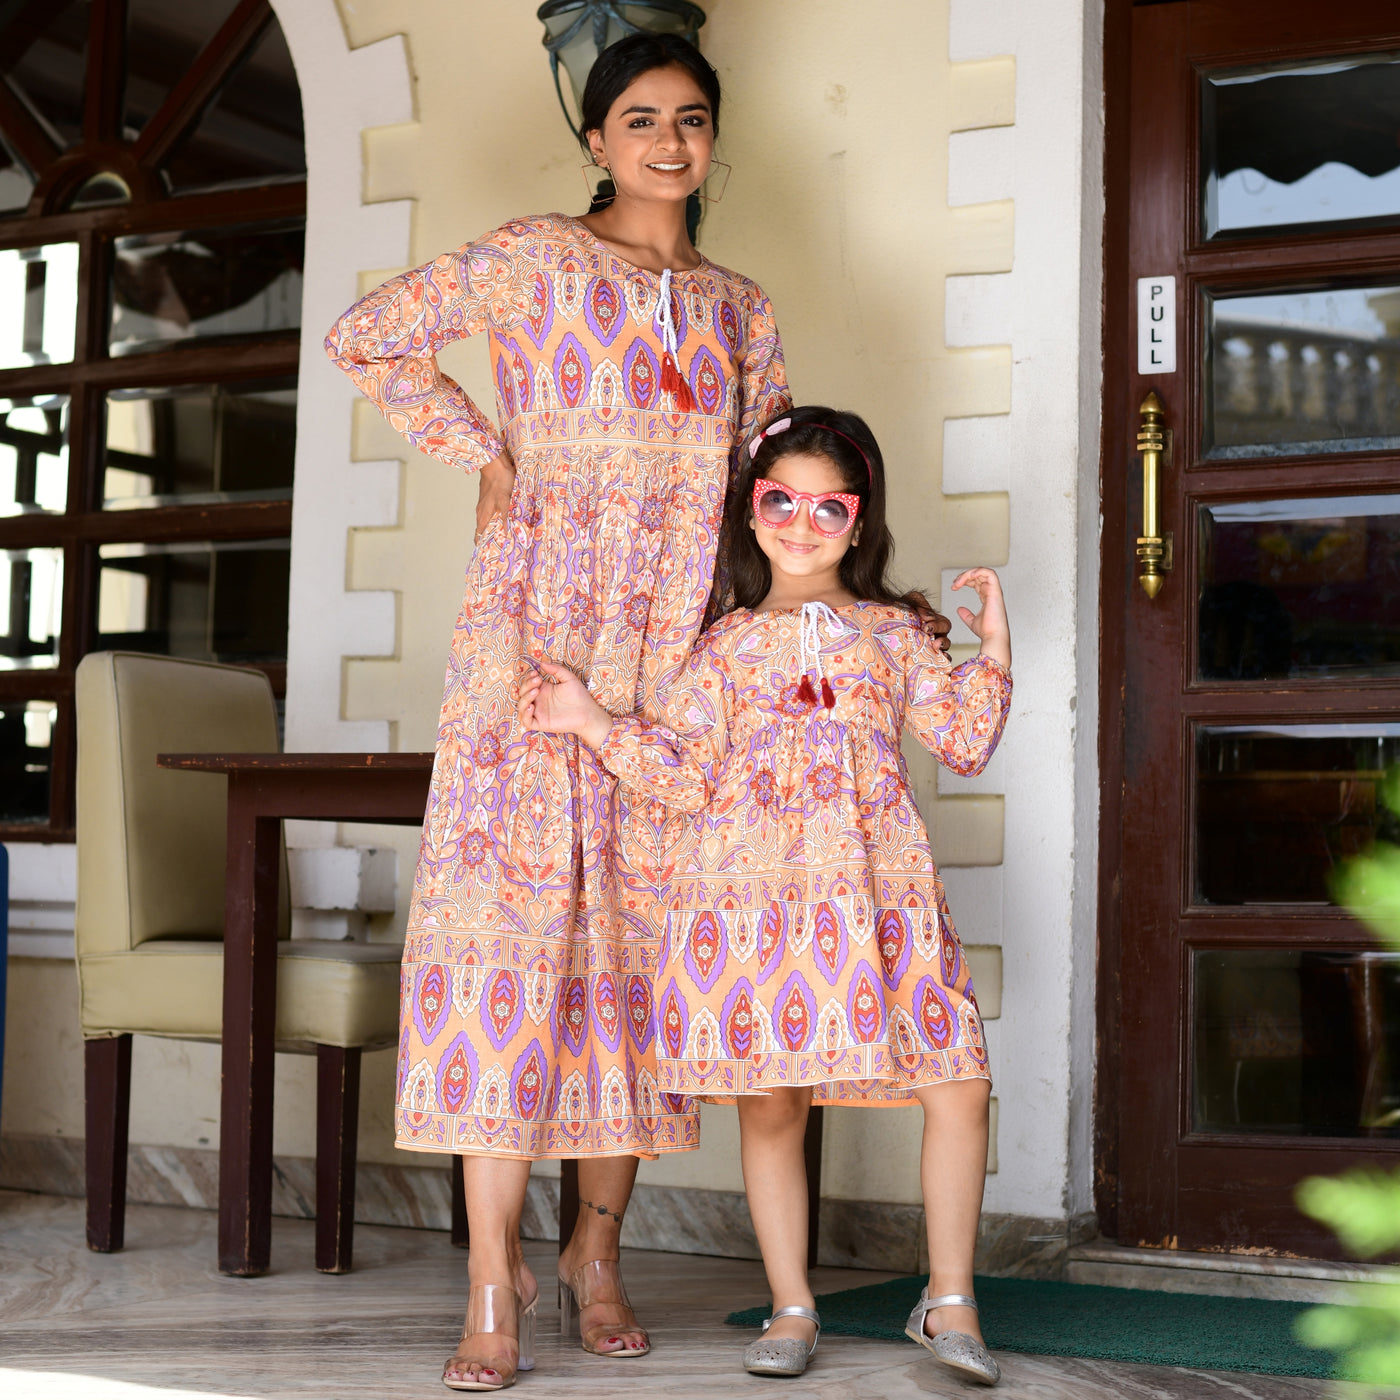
[1135,391,1173,598]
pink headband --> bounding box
[747,416,873,481]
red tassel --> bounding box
[660,352,695,412]
[820,677,836,709]
[797,675,818,706]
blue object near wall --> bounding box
[0,842,7,1131]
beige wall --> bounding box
[330,0,1014,1202]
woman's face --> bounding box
[586,64,714,203]
[749,451,858,589]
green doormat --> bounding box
[725,1275,1329,1378]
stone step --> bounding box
[1066,1240,1390,1303]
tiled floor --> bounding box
[0,1190,1352,1399]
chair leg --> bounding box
[315,1045,361,1274]
[450,1155,469,1248]
[85,1035,132,1253]
[803,1103,823,1269]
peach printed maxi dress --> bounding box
[595,602,1012,1102]
[326,214,789,1159]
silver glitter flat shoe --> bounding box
[743,1304,821,1377]
[904,1290,1000,1386]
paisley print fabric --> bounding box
[326,214,790,1158]
[597,603,1011,1103]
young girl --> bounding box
[519,405,1012,1386]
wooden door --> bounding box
[1101,1,1400,1256]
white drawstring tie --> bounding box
[655,267,679,360]
[799,601,845,688]
[654,267,694,411]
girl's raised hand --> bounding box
[516,659,614,749]
[949,567,1012,670]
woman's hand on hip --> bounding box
[475,450,516,543]
[517,660,614,750]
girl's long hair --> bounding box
[727,405,942,627]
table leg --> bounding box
[315,1045,361,1274]
[803,1104,823,1268]
[218,780,281,1277]
[450,1156,469,1248]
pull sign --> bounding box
[1137,275,1177,374]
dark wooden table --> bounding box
[155,753,430,1275]
[155,751,586,1277]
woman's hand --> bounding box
[475,450,516,543]
[517,659,614,750]
[923,606,953,656]
[950,567,1012,671]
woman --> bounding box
[326,33,789,1391]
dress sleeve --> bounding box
[734,287,791,456]
[902,626,1012,777]
[323,225,538,474]
[707,288,791,625]
[597,630,734,814]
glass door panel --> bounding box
[1203,54,1400,239]
[1205,285,1400,460]
[1194,722,1400,906]
[1197,495,1400,680]
[1193,948,1400,1136]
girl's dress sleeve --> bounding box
[598,628,734,814]
[324,224,538,474]
[902,626,1012,777]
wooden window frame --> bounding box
[0,0,303,840]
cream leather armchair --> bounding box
[75,652,400,1273]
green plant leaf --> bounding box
[1297,1171,1400,1258]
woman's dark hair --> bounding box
[727,405,941,626]
[579,32,721,147]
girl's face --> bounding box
[749,450,859,590]
[586,65,714,204]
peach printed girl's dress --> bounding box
[596,601,1012,1102]
[326,214,789,1158]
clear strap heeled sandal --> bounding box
[743,1304,821,1377]
[442,1283,538,1392]
[904,1290,1000,1386]
[557,1259,650,1356]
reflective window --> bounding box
[1203,55,1400,239]
[109,221,303,357]
[124,0,240,139]
[0,699,58,825]
[97,539,290,663]
[1205,285,1400,460]
[0,244,80,370]
[105,380,295,509]
[0,136,35,216]
[0,548,63,670]
[162,23,305,193]
[0,396,69,517]
[1194,949,1400,1137]
[67,171,133,211]
[1198,496,1400,680]
[1195,723,1400,906]
[0,0,90,150]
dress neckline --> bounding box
[561,213,711,280]
[748,600,872,617]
